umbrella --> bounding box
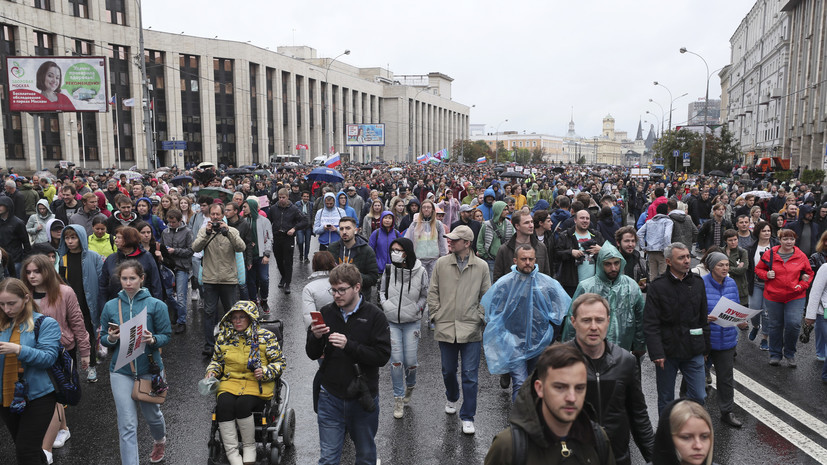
[493,166,506,174]
[388,167,403,173]
[197,161,216,169]
[170,175,193,187]
[33,170,57,181]
[198,187,234,202]
[360,165,374,171]
[275,167,293,172]
[708,170,728,177]
[551,167,566,173]
[225,167,252,176]
[306,167,344,183]
[114,170,143,181]
[740,190,773,199]
[252,169,272,177]
[155,167,170,172]
[501,171,526,179]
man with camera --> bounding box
[306,263,391,465]
[554,208,605,297]
[192,203,247,355]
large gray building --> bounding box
[686,98,721,126]
[0,0,470,170]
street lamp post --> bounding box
[320,50,350,161]
[136,0,154,170]
[680,47,710,175]
[653,81,674,132]
[648,99,665,136]
[494,119,508,164]
[645,111,661,139]
[407,85,434,163]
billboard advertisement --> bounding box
[6,56,108,112]
[346,123,385,146]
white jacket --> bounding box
[301,271,334,328]
[805,264,827,320]
[379,259,429,324]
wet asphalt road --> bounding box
[2,238,827,465]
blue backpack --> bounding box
[34,316,82,406]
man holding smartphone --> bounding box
[313,193,346,252]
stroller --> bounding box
[206,319,296,465]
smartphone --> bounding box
[310,311,325,326]
[108,322,120,331]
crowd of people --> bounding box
[0,160,824,464]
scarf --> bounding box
[2,325,20,407]
[246,198,260,257]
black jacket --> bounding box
[568,340,654,465]
[644,267,710,361]
[305,300,390,399]
[327,236,380,297]
[492,234,551,282]
[0,196,30,266]
[269,201,308,235]
[227,216,253,265]
[747,238,779,294]
[696,218,733,251]
[554,226,605,288]
[54,199,81,225]
[688,196,712,226]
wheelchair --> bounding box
[207,319,296,465]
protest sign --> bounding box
[113,307,148,371]
[708,298,761,328]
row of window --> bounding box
[29,0,125,25]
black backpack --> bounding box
[34,316,82,406]
[510,421,610,465]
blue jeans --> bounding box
[173,270,189,324]
[509,356,539,403]
[815,314,827,359]
[749,286,768,335]
[296,228,312,260]
[655,354,706,414]
[438,340,481,422]
[389,321,420,397]
[765,298,804,359]
[245,256,270,302]
[485,259,495,283]
[317,389,378,465]
[110,372,166,465]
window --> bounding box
[33,31,55,56]
[68,0,89,18]
[106,0,126,25]
[32,0,52,11]
[73,39,94,55]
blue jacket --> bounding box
[336,191,358,226]
[369,211,401,271]
[99,288,171,377]
[57,224,103,325]
[0,313,60,403]
[702,273,740,351]
[478,188,496,221]
[136,197,167,241]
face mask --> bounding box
[390,251,405,264]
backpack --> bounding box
[510,421,609,465]
[34,316,82,406]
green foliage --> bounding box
[514,148,532,165]
[652,127,740,173]
[801,169,826,185]
[531,147,546,164]
[453,139,492,164]
[774,170,793,183]
[576,155,587,165]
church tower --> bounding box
[602,114,615,140]
[566,107,577,138]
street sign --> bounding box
[161,140,186,150]
[673,150,680,158]
[683,152,690,160]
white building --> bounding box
[0,0,470,170]
[724,0,789,164]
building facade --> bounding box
[724,0,789,165]
[687,98,722,126]
[475,131,564,162]
[0,0,470,170]
[781,0,826,170]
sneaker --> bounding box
[393,397,404,419]
[52,428,71,448]
[403,385,415,404]
[445,401,457,415]
[87,367,98,383]
[748,326,759,341]
[43,450,53,464]
[499,374,511,389]
[173,323,186,334]
[769,358,781,366]
[759,339,769,351]
[284,285,291,295]
[786,357,797,368]
[149,439,166,463]
[191,289,199,301]
[818,355,826,362]
[462,420,475,435]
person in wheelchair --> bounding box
[205,301,285,465]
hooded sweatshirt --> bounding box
[403,211,448,261]
[668,209,698,249]
[649,399,714,465]
[378,237,428,324]
[398,197,420,233]
[27,198,55,244]
[477,188,496,221]
[313,192,346,246]
[369,211,401,271]
[136,197,167,241]
[477,201,515,260]
[336,191,358,225]
[57,224,103,326]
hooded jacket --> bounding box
[369,211,401,271]
[69,205,105,237]
[336,191,358,225]
[99,287,171,377]
[206,301,285,399]
[313,192,347,246]
[398,197,420,233]
[160,224,194,272]
[403,212,448,261]
[478,201,515,261]
[562,243,646,352]
[57,224,103,323]
[0,196,31,267]
[105,208,140,237]
[636,213,673,252]
[35,284,91,358]
[245,197,273,259]
[649,399,717,465]
[27,198,55,244]
[327,234,380,296]
[135,197,166,241]
[492,233,551,282]
[483,369,615,465]
[378,237,428,324]
[787,204,820,254]
[477,188,496,221]
[668,210,698,249]
[100,244,163,305]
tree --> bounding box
[653,127,740,173]
[531,147,546,164]
[452,139,492,163]
[576,155,587,165]
[514,148,532,165]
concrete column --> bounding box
[312,78,323,158]
[200,56,216,164]
[335,85,344,152]
[234,60,250,166]
[256,64,268,165]
[299,75,311,162]
[274,70,285,154]
[287,72,298,156]
[166,52,185,167]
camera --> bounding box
[211,222,222,234]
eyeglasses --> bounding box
[328,286,352,296]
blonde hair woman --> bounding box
[403,199,447,278]
[651,399,716,465]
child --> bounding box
[88,215,117,258]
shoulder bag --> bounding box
[119,300,168,404]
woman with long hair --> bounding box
[754,228,813,366]
[22,254,90,458]
[391,199,406,232]
[0,278,61,464]
[748,205,762,231]
[650,399,716,465]
[361,199,385,240]
[746,221,777,351]
[178,197,193,226]
[100,260,172,465]
[403,199,447,278]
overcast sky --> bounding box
[143,0,756,140]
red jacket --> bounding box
[754,245,813,303]
[646,196,668,222]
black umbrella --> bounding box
[253,169,272,177]
[502,171,526,179]
[225,167,252,176]
[493,166,506,174]
[170,175,193,187]
[551,167,565,173]
[708,170,728,177]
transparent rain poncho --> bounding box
[482,265,571,374]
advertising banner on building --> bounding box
[6,56,108,113]
[346,124,385,146]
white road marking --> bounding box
[733,368,827,441]
[709,372,827,464]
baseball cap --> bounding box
[445,225,473,242]
[459,204,473,213]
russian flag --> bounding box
[109,94,116,105]
[324,153,341,168]
[416,154,427,164]
[476,156,486,164]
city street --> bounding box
[2,244,827,465]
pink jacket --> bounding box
[36,284,91,357]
